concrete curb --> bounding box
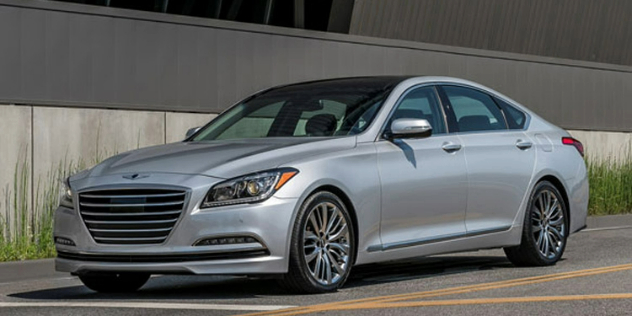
[585,214,632,230]
[0,258,63,284]
[0,214,630,284]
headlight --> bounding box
[59,177,74,209]
[201,168,298,208]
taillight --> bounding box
[562,137,584,157]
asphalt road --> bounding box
[1,216,632,316]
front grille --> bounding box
[79,188,187,245]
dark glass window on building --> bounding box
[51,0,353,33]
[54,0,169,12]
[109,0,164,12]
[166,0,223,19]
[165,0,296,27]
[304,0,333,31]
[53,0,109,5]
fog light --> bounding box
[194,236,259,246]
[55,237,76,246]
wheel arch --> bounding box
[307,185,360,265]
[536,175,571,226]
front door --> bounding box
[376,86,468,250]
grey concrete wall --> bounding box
[0,104,213,222]
[0,105,32,222]
[1,0,632,132]
[569,130,632,163]
[32,107,166,183]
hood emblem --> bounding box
[123,174,150,180]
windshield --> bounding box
[191,79,397,141]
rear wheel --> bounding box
[79,272,150,293]
[504,181,568,266]
[278,191,356,293]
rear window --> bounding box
[442,86,507,132]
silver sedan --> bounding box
[54,76,589,293]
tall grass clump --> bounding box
[0,124,135,261]
[587,151,632,216]
[0,156,81,261]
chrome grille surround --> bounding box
[78,187,189,245]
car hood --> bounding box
[81,137,357,180]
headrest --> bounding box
[306,114,338,136]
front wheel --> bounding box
[278,191,356,293]
[504,181,569,266]
[79,273,150,293]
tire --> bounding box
[278,191,356,294]
[79,273,150,293]
[504,181,569,266]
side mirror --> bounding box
[388,118,432,140]
[185,127,201,139]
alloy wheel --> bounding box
[303,202,350,285]
[531,189,566,259]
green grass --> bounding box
[587,154,632,216]
[0,154,80,261]
[0,128,131,262]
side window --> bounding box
[442,86,507,132]
[389,87,446,135]
[494,97,527,129]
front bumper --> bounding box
[54,173,298,275]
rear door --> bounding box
[438,85,536,233]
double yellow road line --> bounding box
[238,263,632,316]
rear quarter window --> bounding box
[494,97,527,129]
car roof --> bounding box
[272,76,499,95]
[269,76,414,93]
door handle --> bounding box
[516,140,533,150]
[442,142,462,153]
